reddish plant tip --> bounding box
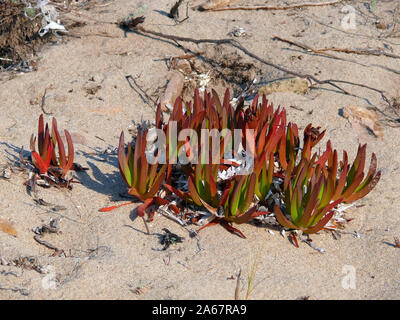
[99,206,119,212]
[291,232,300,248]
[99,201,136,212]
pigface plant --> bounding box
[101,130,170,234]
[274,157,344,236]
[96,87,381,244]
[28,114,75,189]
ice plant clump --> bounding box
[100,130,169,233]
[98,87,381,242]
[30,114,74,180]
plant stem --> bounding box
[142,216,150,235]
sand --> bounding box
[0,0,399,300]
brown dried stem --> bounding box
[199,0,345,12]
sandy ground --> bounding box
[1,0,400,300]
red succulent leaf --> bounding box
[309,198,343,228]
[196,217,219,233]
[298,175,324,227]
[274,204,298,230]
[99,201,135,212]
[164,183,190,201]
[146,167,167,199]
[343,152,381,203]
[118,131,133,187]
[346,170,381,203]
[332,151,349,201]
[232,205,266,224]
[219,181,232,207]
[220,220,247,238]
[212,88,222,115]
[304,210,335,234]
[52,118,66,168]
[199,197,218,215]
[291,232,299,248]
[315,141,332,168]
[197,218,247,239]
[41,124,51,162]
[228,175,246,216]
[187,176,203,206]
[38,114,44,155]
[156,103,163,129]
[239,173,257,214]
[63,130,74,177]
[32,141,54,174]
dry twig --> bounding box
[274,36,400,59]
[234,268,241,300]
[199,0,345,12]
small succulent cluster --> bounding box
[110,88,381,240]
[27,114,77,190]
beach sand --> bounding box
[0,0,399,299]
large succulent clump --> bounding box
[114,88,380,239]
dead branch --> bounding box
[273,36,400,59]
[317,47,400,59]
[272,36,339,58]
[199,0,345,12]
[33,235,59,251]
[40,87,52,115]
[68,31,120,39]
[272,36,400,74]
[125,74,157,109]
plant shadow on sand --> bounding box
[1,142,30,162]
[74,152,126,200]
[76,150,151,223]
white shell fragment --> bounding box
[39,21,66,37]
[231,27,247,37]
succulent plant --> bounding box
[274,158,343,234]
[327,144,381,204]
[98,87,381,241]
[220,173,264,225]
[118,130,167,201]
[30,114,74,179]
[102,130,169,234]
